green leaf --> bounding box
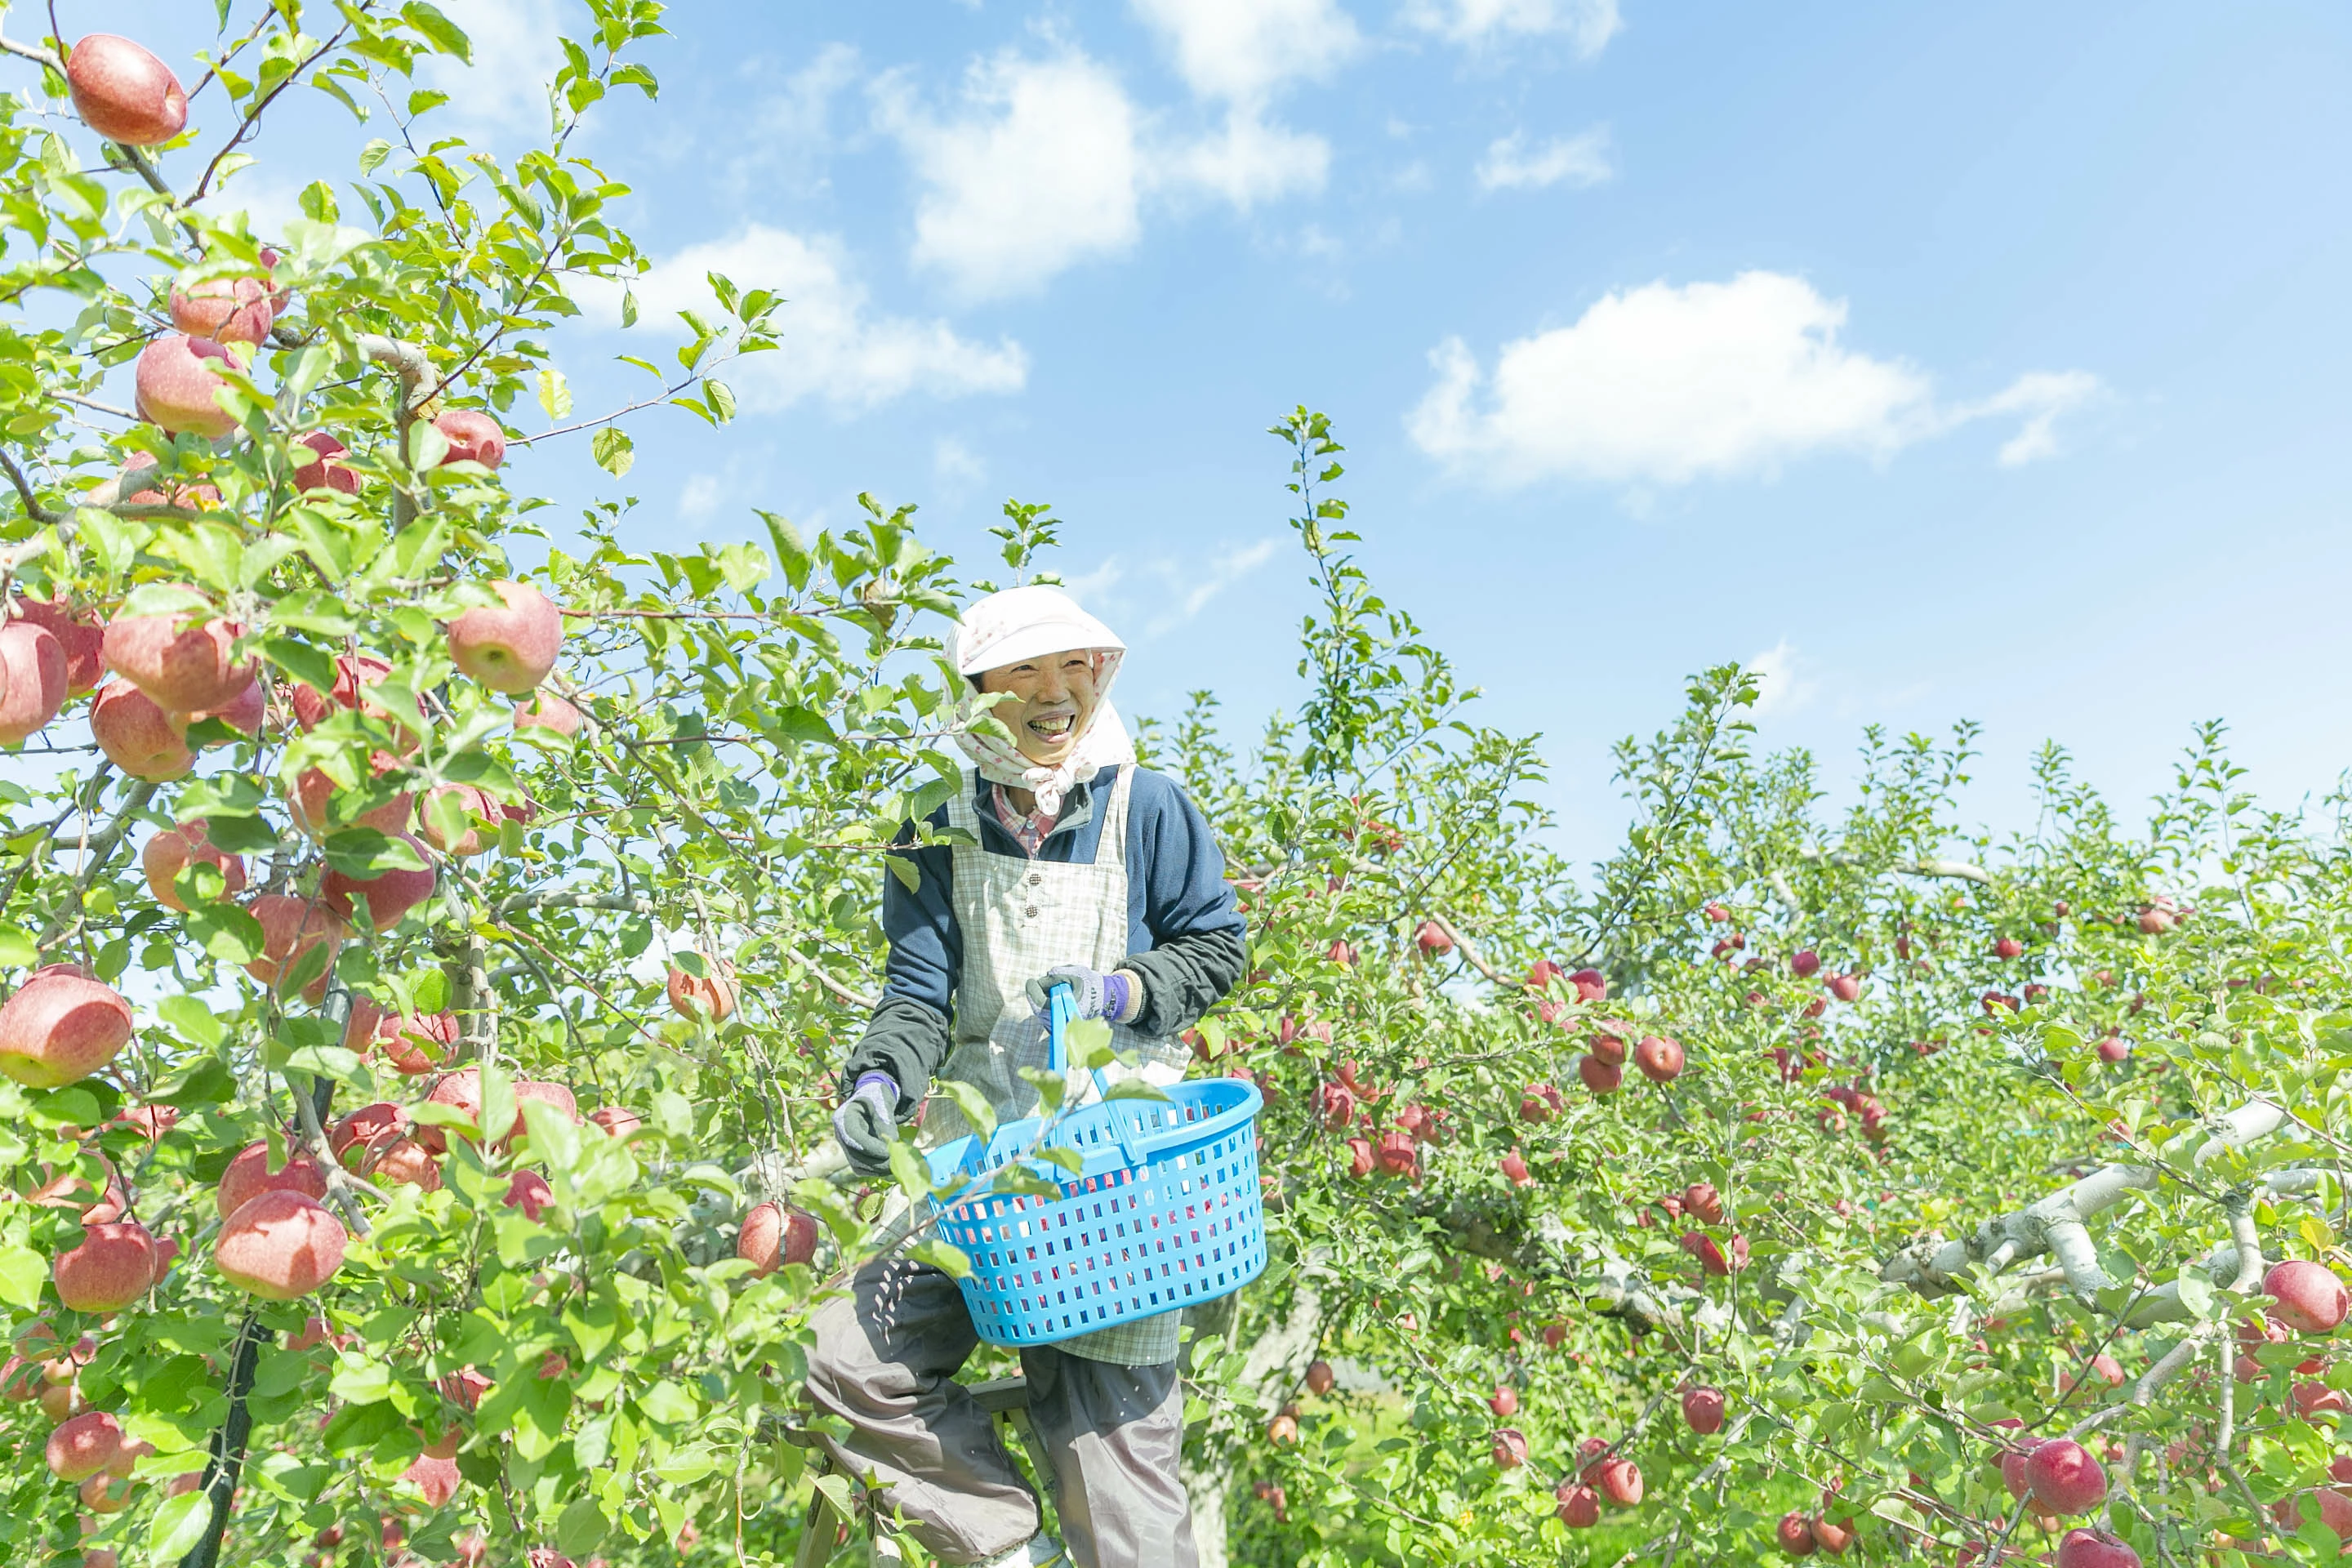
[0,1245,47,1310]
[403,1,474,61]
[935,1080,996,1144]
[909,1238,970,1279]
[0,924,33,969]
[703,378,735,423]
[1103,1077,1173,1103]
[148,1489,212,1561]
[2176,1268,2216,1320]
[888,1138,930,1201]
[1035,1145,1082,1175]
[556,1495,608,1555]
[537,368,572,421]
[591,426,635,477]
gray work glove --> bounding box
[832,1071,900,1177]
[1023,964,1136,1023]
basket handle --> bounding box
[1046,982,1147,1168]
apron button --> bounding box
[1028,873,1042,886]
[1025,906,1039,918]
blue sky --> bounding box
[98,1,2352,863]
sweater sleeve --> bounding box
[839,813,960,1117]
[1119,770,1250,1039]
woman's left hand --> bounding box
[1024,964,1135,1022]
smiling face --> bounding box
[976,647,1101,766]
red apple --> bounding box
[0,620,66,742]
[434,409,506,470]
[169,277,274,345]
[588,1105,642,1138]
[402,1434,461,1507]
[1827,973,1861,1004]
[1578,1054,1620,1095]
[1304,1360,1336,1396]
[1501,1149,1532,1188]
[2056,1528,2140,1568]
[1414,920,1452,956]
[514,1080,579,1130]
[2267,1260,2350,1334]
[1704,902,1730,922]
[1633,1035,1684,1083]
[737,1200,821,1275]
[1594,1456,1642,1505]
[216,1140,327,1219]
[2293,1380,2346,1418]
[1374,1130,1417,1177]
[1556,1482,1600,1527]
[290,751,415,840]
[1488,1384,1517,1418]
[1681,1386,1726,1434]
[90,679,191,781]
[1812,1516,1855,1556]
[288,653,419,734]
[1993,937,2024,960]
[133,335,240,438]
[513,690,582,737]
[240,893,345,998]
[666,960,737,1022]
[416,783,501,857]
[1345,1137,1373,1177]
[81,1469,136,1512]
[2095,1036,2130,1062]
[1777,1512,1817,1557]
[141,821,247,911]
[1267,1413,1297,1444]
[1683,1183,1725,1225]
[45,1409,125,1481]
[1490,1428,1527,1468]
[368,1138,442,1192]
[65,33,187,145]
[284,430,359,494]
[2023,1439,2106,1513]
[329,1102,407,1169]
[53,1220,158,1312]
[10,600,103,695]
[1588,1023,1629,1067]
[1790,950,1821,978]
[367,1010,456,1076]
[448,581,562,693]
[0,965,134,1088]
[504,1170,554,1221]
[214,1189,347,1299]
[320,831,438,929]
[102,610,253,711]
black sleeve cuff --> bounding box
[841,996,954,1119]
[1121,925,1250,1039]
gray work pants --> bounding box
[804,1255,1197,1568]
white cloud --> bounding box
[1476,127,1614,191]
[421,0,566,131]
[1058,539,1281,638]
[726,44,861,195]
[1746,640,1819,718]
[933,436,987,492]
[1406,0,1621,55]
[1163,109,1330,208]
[678,472,726,519]
[875,51,1145,302]
[1971,371,2105,466]
[1147,537,1281,634]
[586,225,1027,412]
[1130,0,1363,105]
[1405,271,2102,487]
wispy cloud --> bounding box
[1476,127,1614,191]
[1746,640,1819,718]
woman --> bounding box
[807,584,1248,1568]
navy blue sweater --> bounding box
[842,765,1249,1113]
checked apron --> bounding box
[924,764,1190,1366]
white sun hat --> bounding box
[949,584,1125,679]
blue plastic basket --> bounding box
[924,987,1267,1348]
